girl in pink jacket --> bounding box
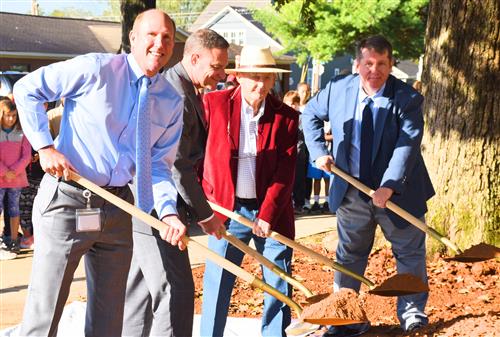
[0,97,31,255]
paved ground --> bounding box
[0,211,336,330]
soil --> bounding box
[300,288,368,323]
[192,232,500,336]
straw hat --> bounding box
[225,45,291,74]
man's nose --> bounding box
[154,35,165,48]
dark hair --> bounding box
[356,35,393,61]
[183,29,229,56]
[0,96,15,111]
[0,96,20,130]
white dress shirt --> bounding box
[235,94,265,199]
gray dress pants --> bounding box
[20,174,134,337]
[122,209,194,337]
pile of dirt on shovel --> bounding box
[300,288,368,322]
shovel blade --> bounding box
[301,292,331,305]
[368,273,429,297]
[303,318,369,325]
[444,243,500,263]
[285,321,319,336]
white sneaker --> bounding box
[0,247,17,260]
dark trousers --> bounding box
[293,145,308,207]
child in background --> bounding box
[284,90,308,215]
[296,82,313,211]
[307,120,332,214]
[0,97,31,257]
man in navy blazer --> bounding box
[302,35,434,336]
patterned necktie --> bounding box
[359,98,374,202]
[136,76,154,212]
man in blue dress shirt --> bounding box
[302,35,434,336]
[13,9,185,337]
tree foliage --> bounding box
[119,0,156,53]
[48,7,97,18]
[103,0,209,28]
[255,0,428,65]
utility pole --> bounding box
[31,0,39,15]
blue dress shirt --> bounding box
[348,83,386,178]
[13,53,183,218]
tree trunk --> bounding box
[119,0,156,53]
[421,0,500,251]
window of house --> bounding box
[219,30,246,46]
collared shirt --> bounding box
[235,93,265,199]
[14,53,183,218]
[349,83,386,177]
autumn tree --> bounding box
[421,0,499,250]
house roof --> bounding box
[196,5,283,52]
[395,60,419,78]
[227,44,294,65]
[0,12,189,58]
[190,0,270,32]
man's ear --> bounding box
[354,58,360,72]
[191,53,199,65]
[129,30,135,48]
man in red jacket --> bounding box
[200,45,298,337]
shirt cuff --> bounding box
[158,204,178,220]
[30,131,54,151]
[198,213,215,224]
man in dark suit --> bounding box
[123,29,229,337]
[200,45,298,337]
[303,35,435,336]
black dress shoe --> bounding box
[322,322,371,337]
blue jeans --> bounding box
[200,201,293,337]
[0,187,22,217]
[335,187,428,331]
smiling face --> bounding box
[356,48,393,96]
[191,47,228,90]
[129,10,175,77]
[237,72,276,110]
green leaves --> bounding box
[255,0,428,65]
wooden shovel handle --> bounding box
[329,166,462,254]
[68,171,303,316]
[208,201,376,288]
[221,231,315,298]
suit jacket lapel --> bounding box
[228,87,242,152]
[175,63,208,130]
[257,95,274,152]
[342,76,358,167]
[256,95,275,176]
[372,76,395,163]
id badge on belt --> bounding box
[75,189,101,232]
